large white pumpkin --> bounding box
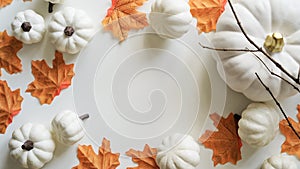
[156,133,201,169]
[238,103,279,147]
[210,0,300,101]
[149,0,193,39]
[8,123,56,169]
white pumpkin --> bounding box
[8,123,55,169]
[149,0,193,39]
[262,154,297,169]
[156,133,200,169]
[51,110,88,145]
[11,10,46,44]
[48,7,95,54]
[238,103,279,147]
[210,0,300,101]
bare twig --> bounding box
[227,0,300,84]
[198,42,300,93]
[255,73,300,139]
[199,42,259,52]
[251,52,300,92]
[298,67,300,81]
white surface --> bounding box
[0,0,299,169]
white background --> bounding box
[0,0,299,169]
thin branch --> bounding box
[228,0,300,84]
[251,52,300,92]
[199,42,259,52]
[255,73,300,140]
[298,67,300,81]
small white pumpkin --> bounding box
[262,154,297,169]
[156,133,201,169]
[44,0,65,13]
[48,7,95,54]
[210,0,300,101]
[11,10,46,44]
[51,110,88,145]
[8,123,55,169]
[149,0,193,39]
[238,103,279,147]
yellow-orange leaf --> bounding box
[26,51,74,105]
[102,0,149,41]
[279,105,300,159]
[0,80,23,134]
[0,0,12,8]
[189,0,227,33]
[0,30,23,76]
[199,113,242,166]
[73,138,120,169]
[126,144,159,169]
[0,0,31,8]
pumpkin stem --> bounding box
[64,26,75,37]
[21,22,32,32]
[79,114,89,121]
[264,33,284,53]
[21,140,34,151]
[234,114,241,122]
[48,2,55,13]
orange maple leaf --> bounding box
[189,0,227,33]
[126,144,159,169]
[0,80,23,134]
[279,105,300,159]
[26,51,74,105]
[0,0,12,8]
[0,0,31,8]
[199,113,242,166]
[0,30,23,76]
[73,138,120,169]
[102,0,149,41]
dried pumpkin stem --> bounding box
[79,114,89,121]
[21,140,34,151]
[64,26,75,36]
[48,2,55,13]
[21,22,32,32]
[227,0,300,85]
[255,73,300,140]
[234,114,241,122]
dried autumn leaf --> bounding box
[73,138,120,169]
[126,144,159,169]
[279,105,300,159]
[199,113,242,166]
[0,30,23,76]
[189,0,227,33]
[102,0,149,41]
[26,51,74,105]
[0,80,23,134]
[0,0,12,8]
